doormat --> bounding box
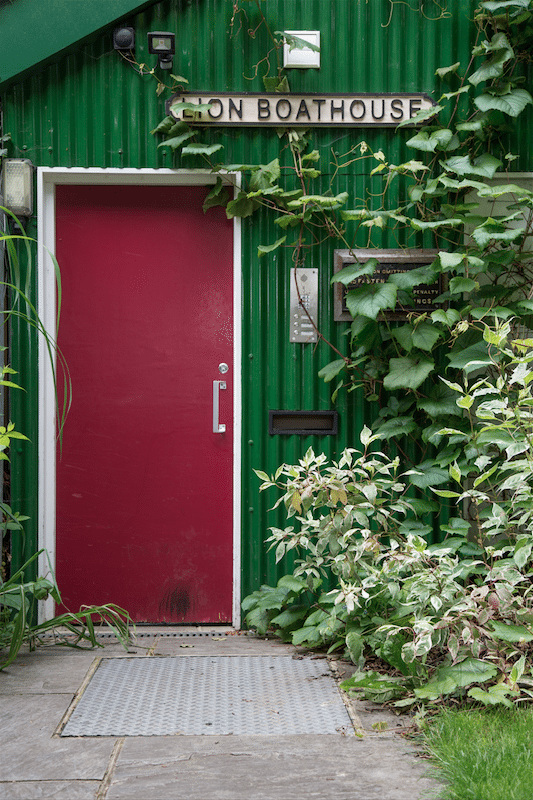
[61,655,352,737]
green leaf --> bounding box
[291,625,322,646]
[411,218,463,231]
[258,236,286,257]
[477,182,532,199]
[392,324,416,353]
[225,191,257,219]
[253,469,271,482]
[442,153,502,178]
[203,177,229,212]
[431,308,461,326]
[270,605,308,628]
[449,277,479,294]
[331,259,378,286]
[340,671,407,702]
[447,340,492,372]
[168,101,214,117]
[263,76,280,92]
[346,631,365,666]
[151,116,178,135]
[431,488,461,498]
[397,104,443,127]
[407,460,449,489]
[157,130,195,150]
[383,355,434,390]
[318,359,346,382]
[417,386,462,418]
[436,62,461,78]
[381,632,418,677]
[489,621,533,643]
[288,192,349,209]
[481,0,531,9]
[415,658,498,700]
[388,263,439,290]
[471,219,524,248]
[181,143,223,157]
[276,31,320,52]
[412,323,443,351]
[250,158,281,191]
[373,416,418,440]
[468,33,514,86]
[406,128,456,153]
[345,283,398,320]
[275,75,290,94]
[409,498,440,514]
[277,575,308,592]
[468,683,517,708]
[475,88,533,117]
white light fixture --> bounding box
[1,158,34,217]
[283,31,320,69]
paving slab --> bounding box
[0,780,101,799]
[106,734,435,800]
[0,652,98,694]
[0,695,115,781]
[151,633,294,657]
[0,629,440,800]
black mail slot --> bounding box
[269,410,338,436]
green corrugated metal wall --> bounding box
[4,0,528,600]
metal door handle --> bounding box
[213,380,226,433]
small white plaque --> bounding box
[283,30,320,69]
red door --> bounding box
[54,184,234,623]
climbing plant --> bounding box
[138,0,533,705]
[150,0,533,479]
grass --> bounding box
[422,706,533,800]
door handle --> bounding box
[213,380,226,433]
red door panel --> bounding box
[55,184,234,623]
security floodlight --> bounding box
[148,31,175,70]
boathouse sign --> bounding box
[166,93,436,127]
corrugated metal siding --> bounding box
[5,0,530,597]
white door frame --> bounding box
[36,167,242,626]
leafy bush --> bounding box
[245,322,533,708]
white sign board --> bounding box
[166,93,436,127]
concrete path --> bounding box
[0,629,439,800]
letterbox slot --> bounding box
[269,410,338,436]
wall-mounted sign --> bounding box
[333,249,442,321]
[166,92,436,127]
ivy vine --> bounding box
[149,0,533,494]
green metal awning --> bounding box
[0,0,158,89]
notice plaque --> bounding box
[333,249,442,321]
[166,92,436,127]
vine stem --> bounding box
[252,0,283,77]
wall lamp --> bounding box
[1,158,34,218]
[113,27,135,53]
[148,31,175,71]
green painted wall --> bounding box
[3,0,529,600]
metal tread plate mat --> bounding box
[61,655,352,737]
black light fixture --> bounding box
[148,31,175,70]
[113,26,135,52]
